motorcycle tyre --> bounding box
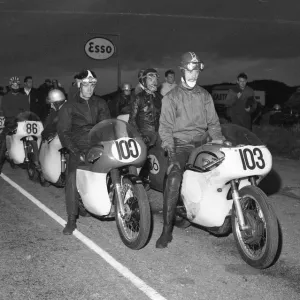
[39,172,51,187]
[115,178,151,250]
[27,161,39,181]
[232,185,279,269]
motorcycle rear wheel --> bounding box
[232,185,280,269]
[115,178,151,250]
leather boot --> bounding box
[156,170,182,249]
[0,138,7,174]
[63,215,77,235]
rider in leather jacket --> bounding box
[0,77,29,174]
[156,52,225,249]
[57,70,111,235]
[128,68,162,147]
[41,89,66,142]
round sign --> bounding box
[84,37,115,60]
[111,137,141,163]
[148,154,160,174]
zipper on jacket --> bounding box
[86,100,92,123]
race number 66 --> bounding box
[239,147,265,170]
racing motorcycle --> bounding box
[6,112,43,180]
[38,134,68,187]
[146,124,280,269]
[76,119,152,250]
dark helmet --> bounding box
[140,68,159,92]
[180,52,204,71]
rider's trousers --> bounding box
[0,126,11,173]
[65,153,81,217]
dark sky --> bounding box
[0,0,299,94]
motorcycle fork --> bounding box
[230,180,250,231]
[110,169,126,217]
[61,152,66,173]
[22,138,30,162]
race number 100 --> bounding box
[115,139,139,160]
[239,147,265,170]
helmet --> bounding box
[47,89,66,104]
[77,70,97,87]
[121,83,132,91]
[140,68,159,92]
[180,52,204,71]
[273,104,281,112]
[9,76,20,87]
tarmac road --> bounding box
[0,162,300,300]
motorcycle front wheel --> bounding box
[115,177,151,250]
[232,185,280,269]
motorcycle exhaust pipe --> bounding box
[61,153,66,173]
[22,139,30,162]
[230,180,250,231]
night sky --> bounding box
[0,0,299,95]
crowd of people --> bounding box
[0,51,258,249]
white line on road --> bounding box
[0,173,167,300]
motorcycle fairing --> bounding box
[76,169,111,216]
[39,135,62,183]
[182,144,272,227]
[6,120,43,164]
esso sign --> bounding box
[84,37,115,60]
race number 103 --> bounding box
[239,147,265,170]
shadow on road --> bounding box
[258,168,282,196]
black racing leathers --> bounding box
[128,90,162,146]
[57,94,111,217]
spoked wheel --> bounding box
[232,186,280,269]
[115,178,151,250]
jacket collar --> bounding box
[178,81,202,94]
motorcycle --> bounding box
[38,134,68,187]
[6,112,43,179]
[76,119,152,250]
[146,123,280,269]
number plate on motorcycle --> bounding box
[23,121,42,136]
[238,146,268,171]
[0,116,5,129]
[112,137,141,162]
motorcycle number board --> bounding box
[238,146,269,171]
[0,116,5,129]
[112,137,141,163]
[22,121,42,136]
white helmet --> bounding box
[47,89,66,104]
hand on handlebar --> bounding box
[211,139,232,146]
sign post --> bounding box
[84,33,121,89]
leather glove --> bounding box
[164,145,180,175]
[142,135,151,145]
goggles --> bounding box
[144,72,159,80]
[186,62,205,71]
[80,77,98,86]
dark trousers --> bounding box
[65,153,81,216]
[0,126,11,171]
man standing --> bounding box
[224,73,257,131]
[21,76,43,120]
[156,52,225,249]
[0,77,29,173]
[129,68,162,147]
[57,70,111,235]
[160,69,177,96]
[134,69,145,96]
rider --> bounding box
[128,68,162,147]
[0,77,29,174]
[57,70,111,235]
[108,83,134,118]
[41,89,67,142]
[156,52,226,249]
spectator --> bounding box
[160,69,177,96]
[20,76,43,120]
[38,79,53,122]
[224,73,257,131]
